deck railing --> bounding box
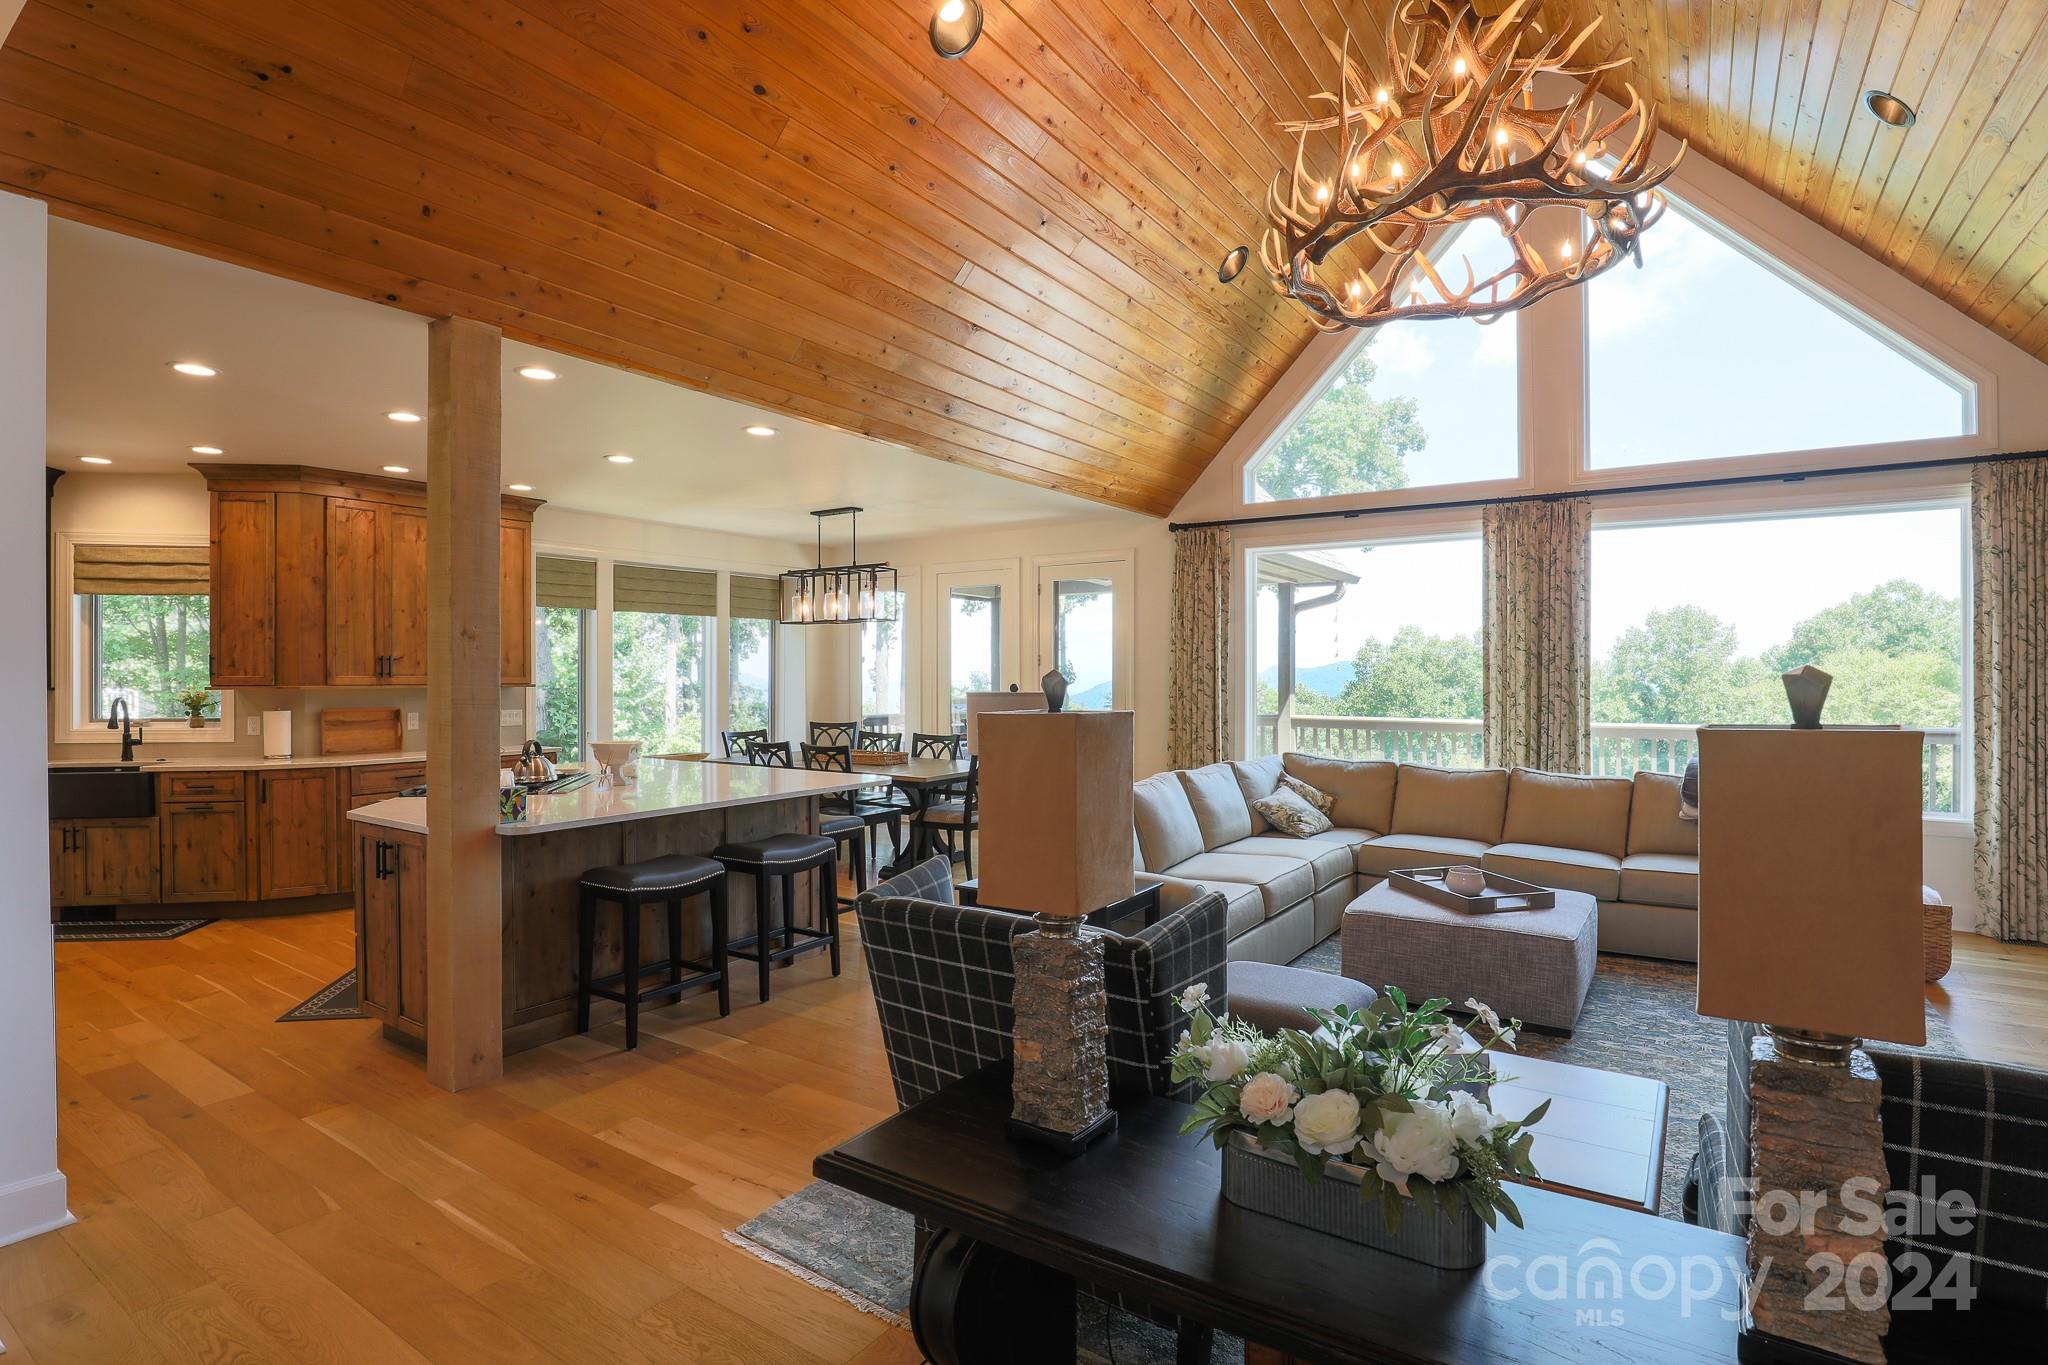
[1255,715,1963,814]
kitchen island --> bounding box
[346,759,865,1054]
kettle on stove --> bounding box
[512,739,558,786]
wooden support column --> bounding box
[425,316,504,1091]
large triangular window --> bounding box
[1586,199,1972,469]
[1247,221,1521,503]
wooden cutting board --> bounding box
[320,707,404,755]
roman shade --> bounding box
[613,563,716,616]
[729,574,782,621]
[73,544,208,596]
[534,555,597,612]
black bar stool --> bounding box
[714,833,840,1002]
[576,854,729,1050]
[819,809,869,906]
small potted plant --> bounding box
[176,685,215,728]
[1170,987,1545,1268]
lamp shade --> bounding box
[976,711,1135,920]
[1694,726,1926,1046]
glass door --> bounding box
[1036,557,1130,711]
[933,566,1018,735]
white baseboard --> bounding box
[0,1169,73,1250]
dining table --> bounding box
[706,751,973,876]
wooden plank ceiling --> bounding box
[5,2,2048,516]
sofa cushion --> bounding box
[1179,763,1255,848]
[1501,768,1633,860]
[1355,832,1492,878]
[1230,755,1286,816]
[1226,961,1378,1034]
[1141,874,1265,940]
[1216,835,1354,891]
[1620,852,1699,909]
[1389,764,1510,844]
[1164,852,1316,919]
[1628,771,1699,857]
[1250,787,1333,839]
[1133,773,1204,871]
[1282,753,1397,834]
[1481,842,1623,901]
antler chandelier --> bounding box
[1248,0,1684,331]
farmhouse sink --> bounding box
[49,766,158,820]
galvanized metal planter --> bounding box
[1220,1134,1488,1269]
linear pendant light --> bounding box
[780,507,898,626]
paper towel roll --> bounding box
[262,710,293,759]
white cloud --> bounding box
[1368,323,1434,375]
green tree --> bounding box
[612,611,708,753]
[727,617,773,732]
[95,593,212,718]
[1251,347,1426,500]
[1338,627,1483,719]
[1765,579,1961,673]
[1592,604,1771,724]
[535,606,586,759]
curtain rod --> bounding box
[1166,447,2048,534]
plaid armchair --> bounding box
[855,856,1228,1107]
[1689,1020,2048,1332]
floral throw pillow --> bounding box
[1252,786,1333,838]
[1278,773,1335,816]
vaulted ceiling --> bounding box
[3,1,2046,517]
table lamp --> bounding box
[977,710,1135,1155]
[1695,725,1924,1365]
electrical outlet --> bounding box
[246,716,260,736]
[406,712,421,731]
[501,708,522,727]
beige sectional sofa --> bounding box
[1133,753,1701,965]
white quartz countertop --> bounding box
[50,750,431,771]
[345,759,864,837]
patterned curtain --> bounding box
[1168,527,1233,770]
[1482,498,1592,773]
[1972,461,2048,944]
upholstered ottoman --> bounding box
[1340,879,1598,1033]
[1225,961,1378,1034]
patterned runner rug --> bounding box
[277,969,367,1022]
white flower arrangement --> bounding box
[1170,988,1547,1231]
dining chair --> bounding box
[744,738,793,767]
[809,720,857,747]
[910,732,963,759]
[804,743,905,871]
[721,728,768,758]
[913,755,980,878]
[857,730,903,753]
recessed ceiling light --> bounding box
[929,0,983,58]
[1864,90,1916,128]
[191,445,224,456]
[745,425,777,437]
[80,455,113,465]
[516,365,558,381]
[508,483,534,492]
[170,361,217,377]
[383,465,411,474]
[605,453,635,464]
[386,410,422,423]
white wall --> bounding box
[2,190,71,1249]
[844,511,1175,778]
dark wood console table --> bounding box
[816,1064,1743,1365]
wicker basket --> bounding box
[1923,891,1954,983]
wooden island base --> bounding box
[352,793,825,1055]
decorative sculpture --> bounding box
[1041,669,1069,713]
[1781,665,1832,729]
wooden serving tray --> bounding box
[850,749,905,767]
[1387,866,1557,913]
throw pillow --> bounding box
[1278,773,1335,816]
[1252,786,1333,838]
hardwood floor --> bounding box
[5,907,923,1364]
[6,908,2043,1363]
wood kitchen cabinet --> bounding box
[355,825,427,1041]
[160,801,248,903]
[51,819,161,905]
[257,768,337,899]
[201,466,540,689]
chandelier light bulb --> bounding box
[1453,56,1467,76]
[1389,159,1403,181]
[1376,87,1390,105]
[1561,238,1575,260]
[1349,160,1364,182]
[1313,182,1330,204]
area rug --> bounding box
[726,1184,1243,1363]
[1290,938,1964,1217]
[277,969,367,1022]
[53,918,212,942]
